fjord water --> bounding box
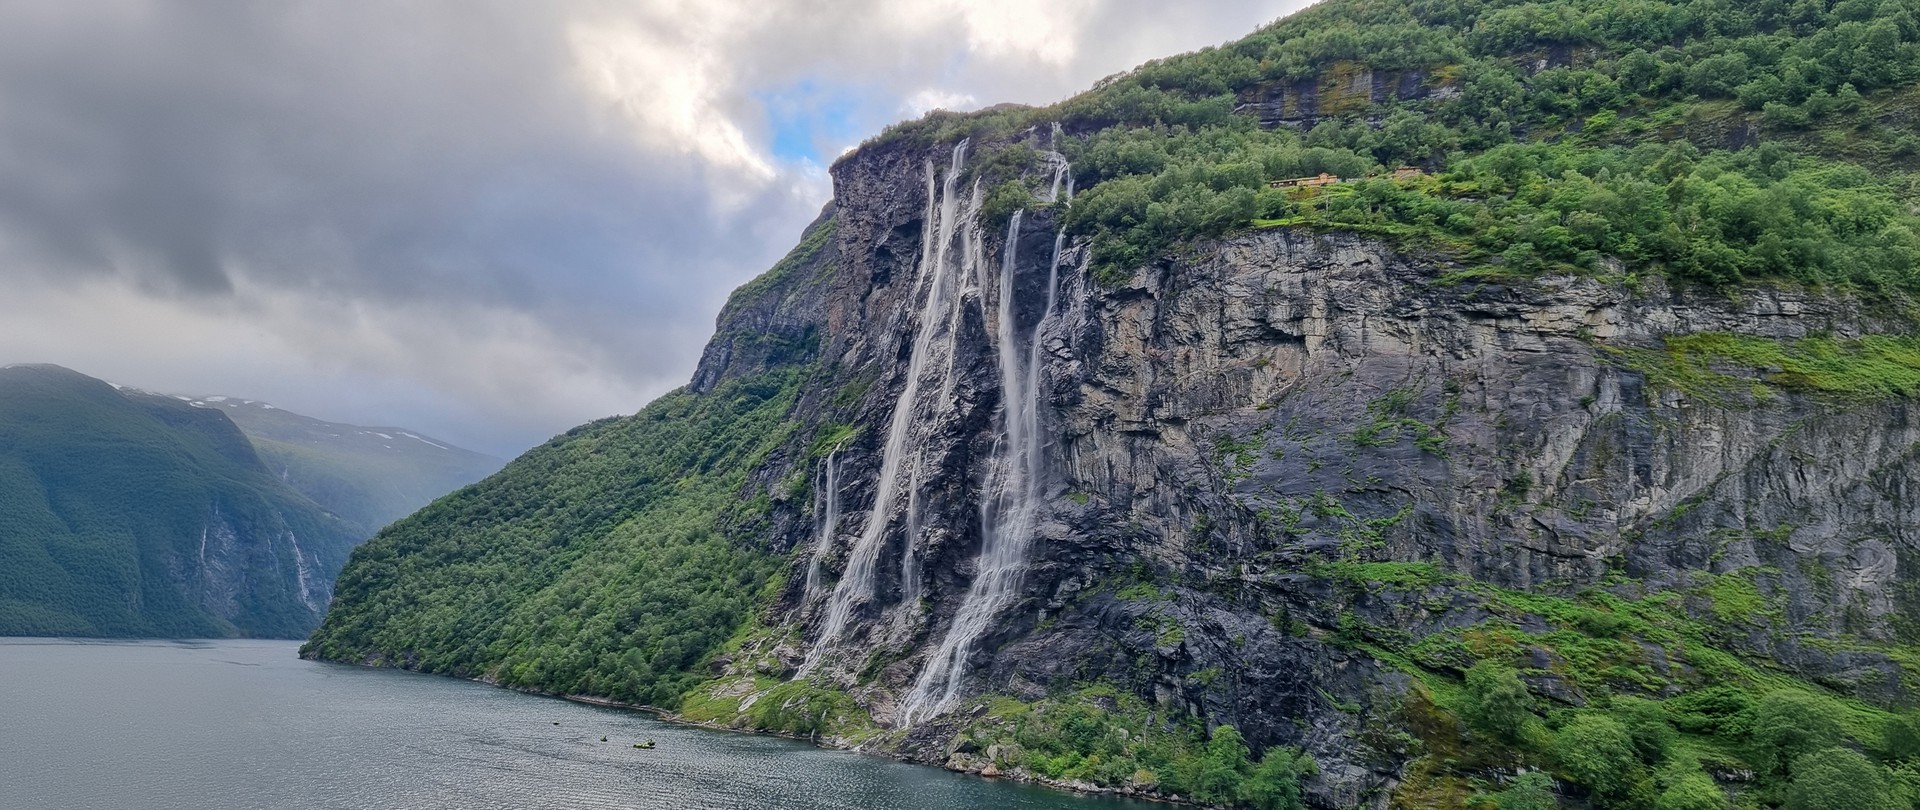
[0,639,1150,810]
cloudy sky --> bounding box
[0,0,1307,457]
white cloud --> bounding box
[947,0,1103,65]
[0,274,660,455]
[568,6,774,189]
[901,88,979,116]
[0,0,1312,457]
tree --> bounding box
[1749,692,1845,783]
[1686,52,1752,97]
[1653,768,1726,810]
[1551,714,1641,797]
[1611,696,1677,764]
[1881,711,1920,763]
[1369,109,1451,167]
[1784,747,1901,810]
[1463,661,1537,742]
[1241,746,1316,810]
[1493,771,1558,810]
[1616,49,1661,93]
[1178,724,1251,804]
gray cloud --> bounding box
[0,0,1304,457]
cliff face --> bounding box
[304,136,1920,807]
[675,132,1920,802]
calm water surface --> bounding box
[0,638,1154,810]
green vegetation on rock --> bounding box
[1625,333,1920,400]
[1359,571,1920,808]
[304,0,1920,807]
[680,676,877,741]
[946,685,1313,808]
[869,0,1920,292]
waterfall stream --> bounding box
[800,140,978,676]
[802,449,842,598]
[288,531,320,614]
[801,131,1079,719]
[900,205,1071,726]
[907,185,987,609]
[1045,122,1074,204]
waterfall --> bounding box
[803,449,843,599]
[899,206,1069,726]
[288,531,320,614]
[1045,122,1074,204]
[801,140,976,676]
[801,130,1079,707]
[1046,154,1071,204]
[906,179,987,611]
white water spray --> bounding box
[288,531,321,613]
[906,178,987,610]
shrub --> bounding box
[1611,696,1677,764]
[1463,661,1536,743]
[1784,747,1901,810]
[1551,714,1641,797]
[1241,745,1316,810]
[1493,771,1558,810]
[1749,692,1846,783]
[1881,710,1920,763]
[1653,770,1726,810]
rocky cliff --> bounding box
[307,1,1920,806]
[677,133,1920,805]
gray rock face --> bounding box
[185,506,334,628]
[693,136,1920,805]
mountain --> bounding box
[172,395,503,535]
[306,1,1920,807]
[0,365,361,638]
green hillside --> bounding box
[304,368,804,703]
[0,365,361,638]
[177,395,502,535]
[876,0,1920,294]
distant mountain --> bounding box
[170,395,503,535]
[0,364,361,638]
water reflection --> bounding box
[0,638,1155,810]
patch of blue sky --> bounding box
[756,79,881,164]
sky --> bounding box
[0,0,1308,458]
